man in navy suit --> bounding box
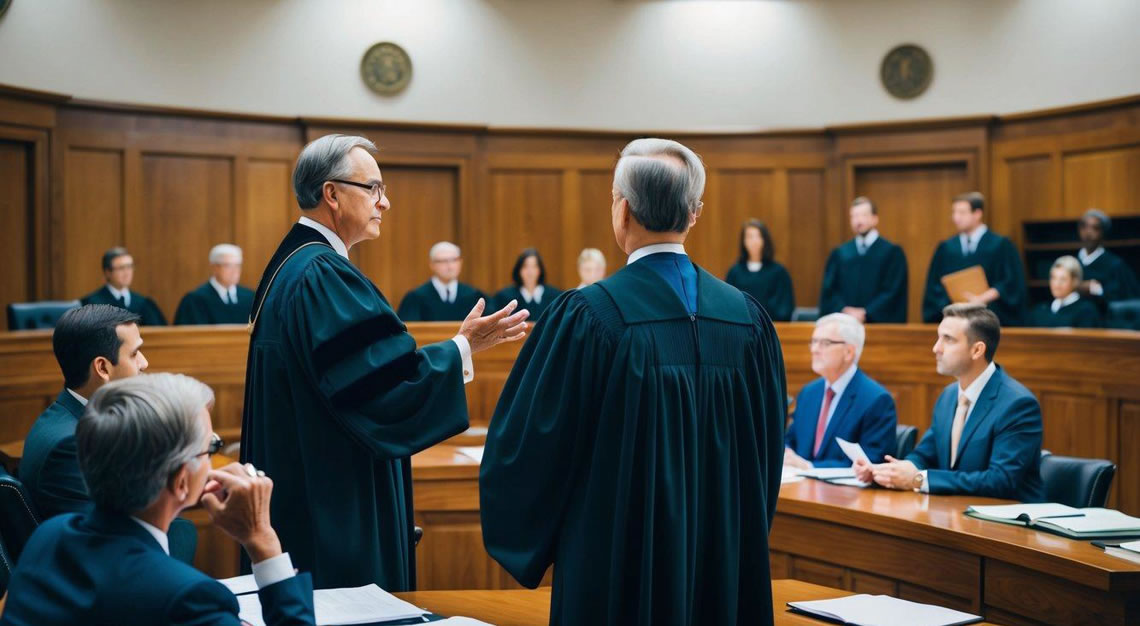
[1,373,315,626]
[855,303,1044,501]
[784,313,897,469]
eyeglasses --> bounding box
[329,179,386,199]
[196,433,224,458]
[809,338,847,349]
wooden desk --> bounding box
[772,479,1140,625]
[394,579,998,625]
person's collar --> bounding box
[298,216,349,259]
[959,360,997,404]
[66,388,88,406]
[746,261,763,272]
[520,284,545,303]
[106,284,130,300]
[1079,246,1105,265]
[208,276,236,300]
[857,229,879,247]
[130,516,169,555]
[827,363,859,396]
[628,243,687,265]
[1052,291,1080,312]
[961,224,988,241]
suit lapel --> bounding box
[935,388,955,468]
[953,369,1003,468]
[798,383,824,458]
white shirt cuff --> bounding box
[919,470,930,493]
[1091,282,1104,296]
[451,335,474,384]
[252,552,295,590]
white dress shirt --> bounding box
[209,277,238,305]
[856,229,879,254]
[431,277,458,303]
[627,243,687,265]
[820,364,859,431]
[298,217,473,383]
[519,285,545,304]
[746,261,763,272]
[66,388,88,406]
[106,284,131,308]
[130,517,296,589]
[959,225,988,255]
[1051,291,1080,313]
[1079,247,1106,296]
[918,361,998,492]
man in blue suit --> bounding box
[855,303,1044,501]
[1,373,315,626]
[784,313,897,469]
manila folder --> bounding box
[941,265,988,303]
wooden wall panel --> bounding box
[1116,402,1140,516]
[241,159,297,290]
[61,148,124,299]
[0,140,32,309]
[487,171,564,291]
[701,169,775,276]
[1007,156,1057,219]
[577,169,625,281]
[1038,393,1112,460]
[787,169,828,309]
[1062,145,1140,213]
[135,154,235,318]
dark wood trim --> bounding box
[827,114,996,135]
[301,116,488,134]
[0,83,71,104]
[997,93,1140,123]
[66,98,300,125]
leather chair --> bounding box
[6,300,81,331]
[895,425,918,460]
[1107,299,1140,331]
[791,307,819,322]
[0,468,40,571]
[1039,451,1116,508]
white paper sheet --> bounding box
[457,446,484,463]
[217,573,258,596]
[797,467,856,480]
[238,583,426,626]
[781,466,804,484]
[836,437,870,464]
[788,594,982,626]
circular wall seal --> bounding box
[880,44,933,100]
[361,42,413,96]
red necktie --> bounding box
[813,388,836,457]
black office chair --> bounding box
[0,468,40,570]
[791,307,819,322]
[895,425,918,459]
[1039,452,1116,508]
[1107,299,1140,331]
[6,300,81,331]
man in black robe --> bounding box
[481,138,787,626]
[819,196,908,323]
[174,243,254,325]
[80,247,167,326]
[396,241,485,321]
[921,192,1027,326]
[1076,209,1140,304]
[241,134,528,590]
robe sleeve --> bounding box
[865,246,908,323]
[285,256,468,459]
[142,298,168,326]
[395,290,422,322]
[173,293,206,325]
[744,295,788,531]
[818,250,843,316]
[480,292,613,588]
[922,245,950,323]
[770,265,795,322]
[1108,259,1140,301]
[991,238,1027,316]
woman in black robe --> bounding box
[724,219,795,321]
[493,248,562,320]
[1028,255,1103,328]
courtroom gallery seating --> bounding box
[5,301,81,331]
[894,424,918,459]
[1039,451,1117,509]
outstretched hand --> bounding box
[459,298,530,353]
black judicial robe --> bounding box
[240,224,469,590]
[1081,249,1140,303]
[922,231,1027,326]
[724,261,795,321]
[173,282,254,325]
[1027,298,1103,328]
[395,280,485,322]
[492,284,562,320]
[481,261,787,626]
[80,285,167,326]
[819,237,908,323]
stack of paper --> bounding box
[965,504,1140,538]
[964,503,1082,525]
[237,584,426,626]
[788,594,983,626]
[1102,540,1140,565]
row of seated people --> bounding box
[728,198,1139,327]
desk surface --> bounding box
[394,579,998,625]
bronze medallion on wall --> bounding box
[880,44,933,100]
[360,42,413,96]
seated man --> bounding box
[174,243,254,325]
[81,247,167,326]
[397,241,485,321]
[855,304,1044,502]
[1,374,315,626]
[785,313,897,469]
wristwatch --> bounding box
[912,472,924,492]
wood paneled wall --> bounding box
[1,86,1139,321]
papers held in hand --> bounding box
[940,265,988,303]
[787,594,983,626]
[794,438,872,488]
[965,503,1140,538]
[236,584,426,626]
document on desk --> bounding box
[965,504,1140,538]
[218,573,258,596]
[457,446,484,464]
[781,465,804,484]
[797,467,856,480]
[237,584,426,626]
[836,437,870,464]
[788,594,983,626]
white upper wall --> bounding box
[2,0,1138,131]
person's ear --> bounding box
[322,182,338,210]
[91,357,113,383]
[169,464,191,502]
[972,341,987,361]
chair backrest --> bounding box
[791,307,820,322]
[895,425,918,460]
[6,300,81,331]
[0,468,40,565]
[1039,453,1117,508]
[1107,299,1140,330]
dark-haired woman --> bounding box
[494,248,562,320]
[725,220,795,321]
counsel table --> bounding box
[772,479,1140,625]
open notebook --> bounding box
[787,594,982,626]
[965,503,1140,538]
[236,584,426,626]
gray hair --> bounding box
[208,243,242,265]
[577,248,605,268]
[816,312,866,362]
[1082,208,1112,233]
[1052,255,1083,282]
[429,241,461,261]
[613,138,706,233]
[293,134,379,209]
[76,373,214,514]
